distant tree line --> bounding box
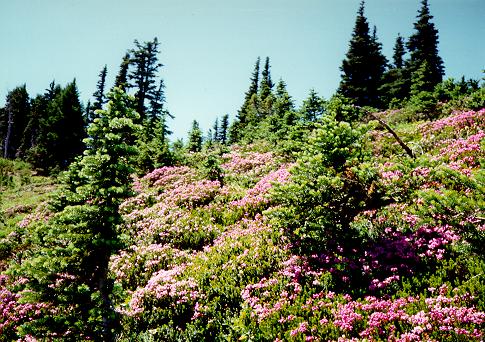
[338,0,446,108]
[0,37,173,174]
[215,0,482,147]
[0,81,85,174]
[2,1,482,171]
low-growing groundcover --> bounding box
[1,108,485,340]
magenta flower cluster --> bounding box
[433,130,484,176]
[222,151,274,174]
[421,108,485,137]
[334,286,485,340]
[0,275,47,336]
[112,152,292,323]
[230,166,291,208]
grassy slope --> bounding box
[0,163,55,271]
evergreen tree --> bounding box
[273,79,294,115]
[393,34,406,69]
[268,79,296,138]
[128,38,162,121]
[219,114,229,145]
[300,89,326,122]
[230,57,260,143]
[26,81,85,173]
[0,107,6,153]
[56,80,86,169]
[237,57,260,126]
[26,82,63,172]
[15,88,141,340]
[259,57,274,101]
[88,65,108,124]
[148,79,170,125]
[206,128,214,146]
[337,1,387,109]
[212,118,220,143]
[18,94,47,158]
[187,120,202,152]
[410,60,436,95]
[407,0,444,91]
[45,80,59,101]
[114,53,130,91]
[258,57,275,120]
[380,34,411,106]
[136,78,173,172]
[92,65,108,111]
[2,85,30,159]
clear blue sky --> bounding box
[1,0,484,139]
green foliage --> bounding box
[392,34,406,69]
[1,85,30,159]
[135,117,174,174]
[187,120,203,153]
[114,53,131,91]
[0,158,15,189]
[338,2,387,108]
[11,88,141,340]
[231,57,260,142]
[202,154,224,184]
[259,57,274,103]
[128,38,163,121]
[406,0,444,91]
[325,94,363,122]
[231,57,278,143]
[21,80,86,174]
[219,113,229,145]
[92,65,108,112]
[406,90,438,119]
[300,89,326,122]
[270,116,377,254]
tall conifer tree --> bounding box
[114,53,130,91]
[88,65,108,124]
[57,80,86,169]
[92,65,108,111]
[16,88,141,340]
[187,120,202,152]
[259,57,274,101]
[219,114,229,145]
[2,85,30,159]
[407,0,444,91]
[212,118,220,143]
[300,89,326,122]
[380,34,410,106]
[237,57,260,126]
[18,94,47,159]
[393,34,406,69]
[229,57,261,143]
[24,81,85,173]
[128,38,163,120]
[337,1,387,109]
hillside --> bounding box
[2,106,484,340]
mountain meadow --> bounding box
[1,1,484,341]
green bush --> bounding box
[270,116,379,254]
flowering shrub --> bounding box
[230,165,291,210]
[433,131,484,176]
[421,108,485,138]
[10,107,477,340]
[110,244,192,290]
[0,275,47,340]
[221,151,275,175]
